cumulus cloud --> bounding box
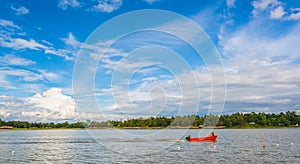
[251,0,282,17]
[58,0,81,10]
[0,88,78,122]
[286,8,300,20]
[10,5,29,15]
[288,12,300,20]
[26,88,77,120]
[251,0,300,21]
[92,0,123,13]
[270,6,286,19]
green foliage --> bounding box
[216,111,300,128]
[0,120,85,129]
[83,111,300,128]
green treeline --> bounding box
[0,120,84,129]
[217,111,299,128]
[0,111,299,129]
[90,111,300,128]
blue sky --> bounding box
[0,0,300,122]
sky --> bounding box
[0,0,300,122]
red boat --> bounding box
[186,135,217,142]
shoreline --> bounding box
[0,126,299,131]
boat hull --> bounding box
[187,135,217,142]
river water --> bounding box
[0,129,299,163]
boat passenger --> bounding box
[210,132,215,137]
[186,135,191,141]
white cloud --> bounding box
[0,75,13,90]
[0,19,21,29]
[226,0,235,8]
[220,19,300,63]
[74,39,128,74]
[291,8,300,12]
[45,32,83,61]
[144,0,160,4]
[2,62,297,121]
[288,12,300,20]
[61,32,81,48]
[1,38,48,50]
[0,67,60,90]
[217,16,300,113]
[93,0,123,13]
[98,60,300,118]
[0,68,42,83]
[0,88,79,122]
[89,61,219,119]
[0,21,49,52]
[0,110,11,118]
[57,0,123,13]
[252,0,280,10]
[0,20,81,61]
[0,96,13,118]
[251,0,299,21]
[0,54,35,66]
[10,5,29,15]
[27,88,77,120]
[251,0,281,16]
[223,61,300,111]
[270,6,286,19]
[45,49,76,61]
[58,0,81,10]
[38,70,60,82]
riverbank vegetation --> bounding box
[0,111,299,129]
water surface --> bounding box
[0,129,299,163]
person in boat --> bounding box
[210,132,215,137]
[186,135,191,141]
